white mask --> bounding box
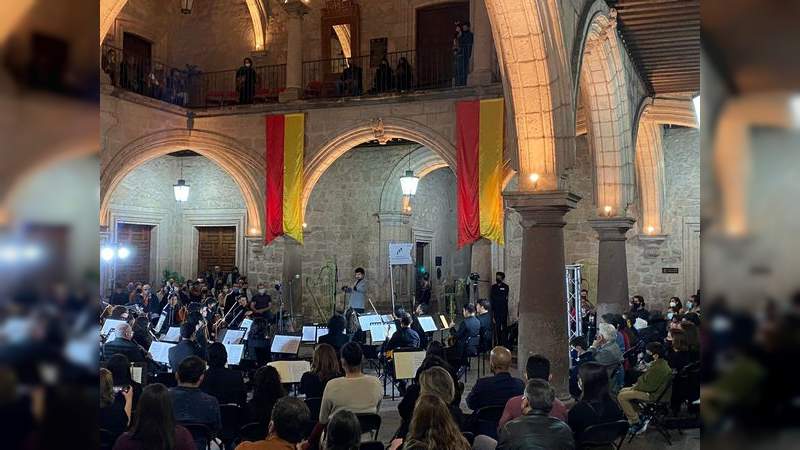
[686,301,694,310]
[669,302,676,308]
[258,288,267,294]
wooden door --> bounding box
[197,226,236,277]
[416,2,470,88]
[116,223,153,285]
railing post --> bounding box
[280,0,310,102]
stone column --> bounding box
[504,191,580,392]
[588,217,636,316]
[469,0,494,86]
[279,0,309,103]
[470,238,492,300]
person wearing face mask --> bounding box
[667,297,683,320]
[490,272,509,347]
[629,295,648,320]
[250,283,273,321]
[236,57,257,104]
[225,283,242,314]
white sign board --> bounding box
[388,243,414,265]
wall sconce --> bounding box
[603,205,613,217]
[646,225,655,235]
[529,173,540,189]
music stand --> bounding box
[270,335,301,355]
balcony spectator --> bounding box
[237,57,257,104]
[396,57,413,92]
[373,57,394,93]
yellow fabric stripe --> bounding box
[478,98,505,245]
[283,113,305,244]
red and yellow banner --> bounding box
[456,98,504,247]
[266,113,304,244]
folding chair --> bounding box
[471,405,505,440]
[628,375,674,445]
[356,413,382,440]
[219,404,242,449]
[182,422,214,450]
[576,420,629,449]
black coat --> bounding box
[168,339,200,371]
[455,316,481,357]
[497,411,575,450]
[385,327,421,351]
[200,367,247,407]
[477,312,492,351]
[318,331,351,355]
[103,337,146,363]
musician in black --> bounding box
[384,313,421,352]
[446,303,481,370]
[476,299,492,352]
[102,322,147,363]
[411,303,430,351]
[225,296,250,329]
[490,271,510,347]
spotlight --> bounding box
[118,247,131,259]
[101,246,114,262]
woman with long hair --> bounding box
[567,362,624,436]
[301,343,342,398]
[402,395,470,450]
[112,383,194,450]
[246,365,287,426]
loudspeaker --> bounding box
[435,256,442,266]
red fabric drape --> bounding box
[456,100,480,247]
[265,115,285,243]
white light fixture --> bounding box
[603,205,613,217]
[400,170,419,196]
[117,247,131,259]
[529,173,540,189]
[692,94,700,125]
[646,225,655,235]
[181,0,194,14]
[302,222,308,229]
[173,159,190,202]
[101,246,114,262]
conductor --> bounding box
[342,267,367,313]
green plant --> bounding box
[162,269,185,285]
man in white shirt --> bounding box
[319,342,382,424]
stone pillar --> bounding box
[504,191,580,392]
[279,0,309,103]
[588,217,636,316]
[470,238,492,300]
[469,0,494,86]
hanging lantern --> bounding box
[181,0,194,14]
[173,179,190,202]
[399,169,419,196]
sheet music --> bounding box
[358,314,381,330]
[130,366,143,384]
[161,326,181,343]
[268,360,311,384]
[439,314,450,329]
[393,350,427,379]
[223,344,245,366]
[221,329,245,345]
[369,324,388,342]
[301,326,316,342]
[101,319,126,338]
[315,327,329,342]
[240,318,254,336]
[148,341,175,365]
[154,313,167,333]
[382,314,394,323]
[270,335,301,354]
[418,316,438,332]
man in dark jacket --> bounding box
[102,322,147,363]
[497,379,575,450]
[446,303,481,369]
[490,272,509,346]
[385,313,421,351]
[168,322,200,371]
[200,343,246,407]
[466,346,525,411]
[170,356,221,450]
[476,299,493,352]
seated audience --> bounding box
[170,356,221,448]
[236,397,310,450]
[496,379,575,450]
[476,299,493,352]
[247,365,287,426]
[100,368,132,442]
[168,322,200,371]
[385,312,421,351]
[568,335,594,398]
[318,314,351,355]
[628,295,649,320]
[618,342,672,434]
[319,342,383,424]
[589,323,624,393]
[113,383,195,450]
[300,343,342,399]
[395,365,463,442]
[499,354,567,428]
[667,329,697,372]
[324,410,362,450]
[106,353,142,407]
[679,320,701,355]
[402,395,470,450]
[103,322,147,363]
[567,362,624,436]
[200,342,247,407]
[466,346,525,411]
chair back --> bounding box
[473,405,505,439]
[356,413,382,440]
[304,397,323,422]
[576,420,629,449]
[219,403,242,443]
[359,441,385,450]
[239,421,268,442]
[181,422,213,450]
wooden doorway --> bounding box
[415,2,469,88]
[116,223,153,285]
[197,226,236,278]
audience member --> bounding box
[247,365,287,426]
[301,343,342,399]
[168,322,200,371]
[568,335,594,398]
[395,365,463,442]
[466,346,524,411]
[112,383,195,450]
[567,362,624,436]
[499,354,567,428]
[106,353,142,407]
[395,57,413,91]
[680,320,701,355]
[373,57,394,93]
[236,397,310,450]
[100,368,132,442]
[589,323,624,393]
[318,314,351,354]
[200,342,247,407]
[618,342,672,434]
[170,356,221,448]
[496,379,575,450]
[324,410,362,450]
[236,57,257,104]
[402,395,470,450]
[629,295,648,320]
[103,322,147,363]
[319,342,383,424]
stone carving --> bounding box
[371,118,390,145]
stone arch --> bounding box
[484,0,572,190]
[100,0,268,50]
[378,145,450,213]
[302,117,456,215]
[578,9,636,216]
[100,129,263,235]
